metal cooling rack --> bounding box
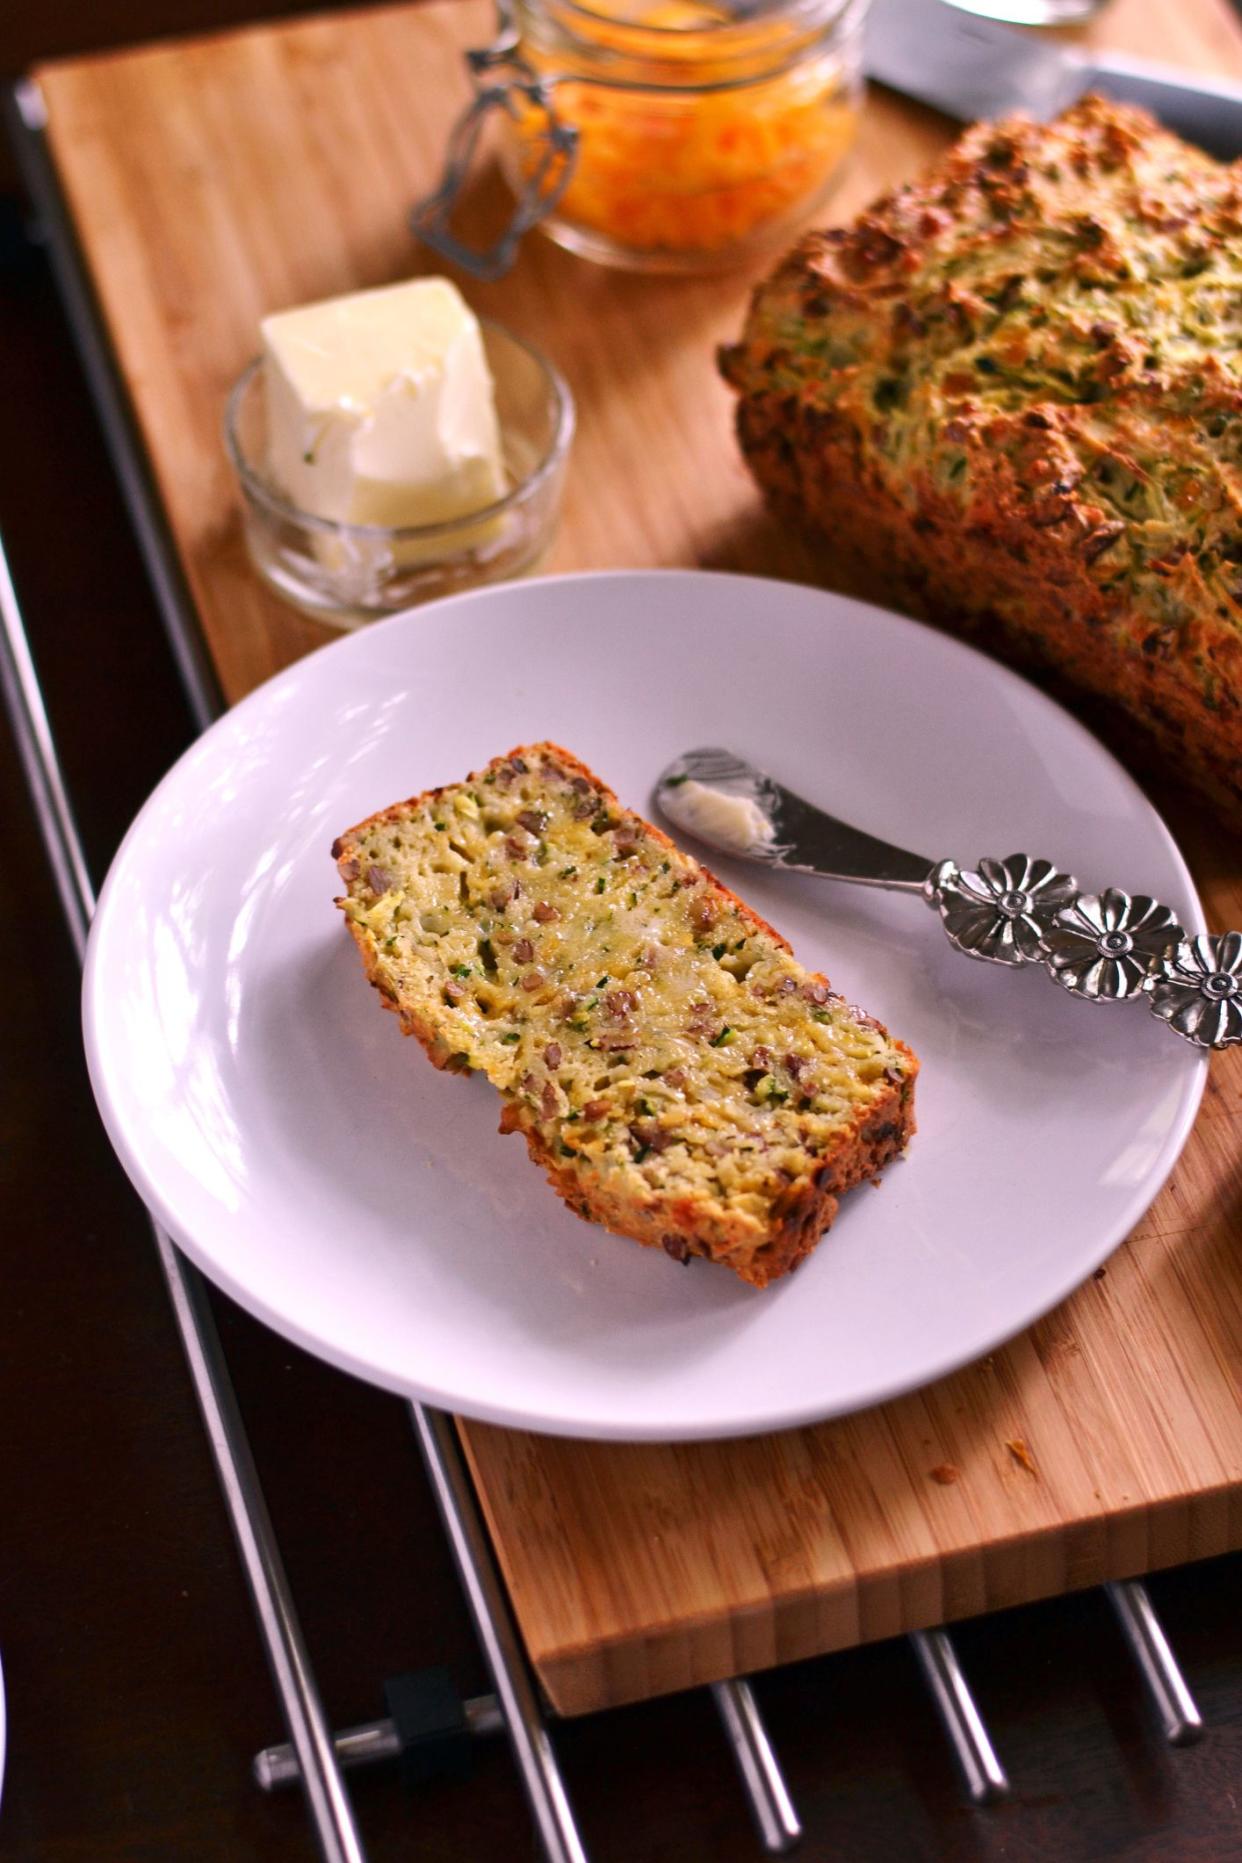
[0,77,1208,1861]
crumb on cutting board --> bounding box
[1005,1438,1038,1476]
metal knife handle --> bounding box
[926,857,1242,1051]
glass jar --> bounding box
[414,0,868,277]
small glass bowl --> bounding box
[224,320,574,628]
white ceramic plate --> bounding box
[83,571,1206,1441]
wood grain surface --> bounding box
[34,0,1242,1720]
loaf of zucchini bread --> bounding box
[720,96,1242,817]
[333,743,917,1288]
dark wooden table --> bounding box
[1,5,1240,1858]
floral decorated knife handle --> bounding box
[656,749,1242,1053]
[927,857,1240,1048]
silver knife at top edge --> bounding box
[864,0,1242,159]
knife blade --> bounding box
[864,0,1242,159]
[655,747,934,890]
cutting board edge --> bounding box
[526,1478,1242,1716]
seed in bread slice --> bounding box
[333,742,917,1287]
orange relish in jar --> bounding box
[501,0,866,272]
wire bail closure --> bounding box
[410,2,579,280]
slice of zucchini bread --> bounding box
[720,96,1242,818]
[333,743,917,1288]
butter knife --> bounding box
[865,0,1242,160]
[655,747,1242,1052]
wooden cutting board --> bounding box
[33,0,1242,1718]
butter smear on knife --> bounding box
[261,277,506,535]
[667,780,775,855]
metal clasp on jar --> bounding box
[410,1,579,280]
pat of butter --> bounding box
[671,781,774,855]
[261,278,506,539]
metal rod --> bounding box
[411,1405,588,1863]
[909,1628,1009,1805]
[712,1678,802,1854]
[255,1694,505,1791]
[1106,1579,1204,1746]
[0,534,365,1863]
[6,79,224,731]
[257,1719,403,1793]
[0,537,95,957]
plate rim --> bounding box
[81,567,1209,1441]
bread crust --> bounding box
[336,743,916,1289]
[721,97,1242,819]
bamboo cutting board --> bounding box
[33,0,1242,1718]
